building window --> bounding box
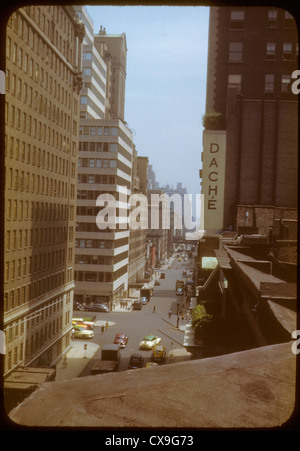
[281,74,291,92]
[284,11,294,27]
[83,51,92,60]
[267,9,278,27]
[266,42,276,60]
[83,67,91,76]
[229,42,243,61]
[265,74,275,92]
[282,42,292,60]
[230,10,244,29]
[80,95,87,105]
[228,74,242,92]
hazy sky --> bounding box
[87,5,209,195]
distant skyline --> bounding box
[87,5,209,196]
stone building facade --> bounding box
[4,6,84,374]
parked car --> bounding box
[140,296,147,305]
[84,303,110,312]
[154,280,160,286]
[132,300,142,310]
[151,345,167,363]
[73,302,85,311]
[176,287,183,296]
[74,327,94,339]
[146,362,158,368]
[72,318,95,330]
[128,353,144,369]
[140,334,161,350]
[113,333,129,348]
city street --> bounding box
[76,257,193,376]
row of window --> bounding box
[75,239,114,249]
[6,137,74,173]
[6,198,75,223]
[79,124,119,136]
[75,255,113,265]
[4,264,72,294]
[265,42,298,61]
[8,8,75,76]
[229,9,295,30]
[75,251,128,266]
[5,293,69,327]
[5,307,70,371]
[6,35,74,94]
[77,174,116,185]
[79,141,118,152]
[5,250,71,283]
[77,190,111,200]
[6,227,70,251]
[75,265,127,283]
[228,41,298,62]
[78,158,117,168]
[6,65,75,115]
[6,101,78,141]
[228,73,294,93]
[6,169,75,198]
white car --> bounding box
[140,335,161,350]
[140,296,147,305]
[74,327,94,339]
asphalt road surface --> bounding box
[77,258,193,376]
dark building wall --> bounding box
[211,6,298,116]
[206,6,298,229]
[223,94,298,229]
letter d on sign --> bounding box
[210,143,219,153]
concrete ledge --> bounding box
[8,341,296,429]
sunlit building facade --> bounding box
[74,7,144,306]
[4,6,84,374]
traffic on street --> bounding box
[73,254,194,377]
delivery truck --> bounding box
[91,344,121,375]
[140,287,152,302]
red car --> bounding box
[113,333,129,348]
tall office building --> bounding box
[4,6,84,374]
[128,151,148,286]
[202,6,298,231]
[74,7,144,306]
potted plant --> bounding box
[202,111,226,130]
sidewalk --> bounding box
[56,340,100,381]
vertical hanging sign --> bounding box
[202,130,226,232]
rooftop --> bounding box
[8,341,297,429]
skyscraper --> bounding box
[202,6,298,232]
[4,6,84,374]
[74,7,145,307]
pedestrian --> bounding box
[168,309,172,318]
[152,305,156,313]
[181,312,184,321]
[63,354,67,368]
[105,321,109,331]
[101,324,104,334]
